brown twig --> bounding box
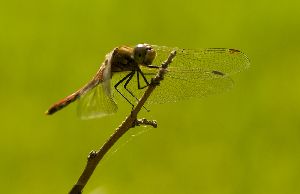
[69,50,177,194]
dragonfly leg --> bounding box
[135,71,150,112]
[121,71,149,112]
[146,65,160,69]
[123,71,137,100]
[123,71,150,112]
[114,71,135,108]
[137,67,150,89]
[137,70,141,89]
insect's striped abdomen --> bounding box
[45,91,81,115]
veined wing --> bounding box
[152,45,250,80]
[77,81,117,120]
[116,69,234,104]
[147,72,234,104]
[113,46,249,104]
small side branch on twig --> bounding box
[69,50,177,194]
[135,118,157,128]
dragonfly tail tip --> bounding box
[45,109,52,115]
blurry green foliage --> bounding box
[0,0,300,193]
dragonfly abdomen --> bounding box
[45,91,81,115]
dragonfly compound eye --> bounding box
[133,44,156,66]
[133,44,147,63]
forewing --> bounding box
[141,46,248,103]
[152,45,250,79]
[77,82,117,120]
[110,45,249,105]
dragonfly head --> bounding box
[132,43,156,66]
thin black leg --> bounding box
[135,69,151,112]
[123,70,150,112]
[146,65,160,69]
[137,70,142,89]
[137,67,150,89]
[114,71,135,108]
[124,71,138,100]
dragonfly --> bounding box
[45,43,250,119]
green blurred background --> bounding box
[1,0,300,193]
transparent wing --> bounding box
[114,71,233,104]
[111,70,232,105]
[77,82,118,120]
[111,46,249,105]
[152,45,250,78]
[150,71,234,104]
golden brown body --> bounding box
[46,44,156,115]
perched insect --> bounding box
[46,43,250,119]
